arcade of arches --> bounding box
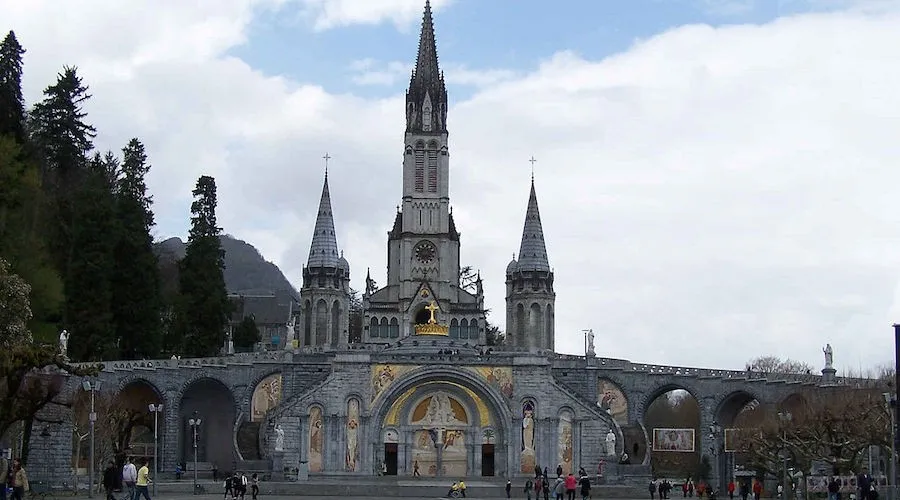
[50,358,843,489]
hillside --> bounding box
[154,235,299,303]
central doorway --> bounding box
[384,443,398,475]
[481,444,495,476]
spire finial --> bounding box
[323,152,332,177]
[528,155,537,182]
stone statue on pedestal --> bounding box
[58,330,69,358]
[823,343,833,368]
[274,424,285,452]
[585,329,596,357]
[605,429,616,456]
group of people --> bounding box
[110,457,153,500]
[0,455,28,500]
[648,478,675,499]
[223,471,260,500]
[516,464,591,500]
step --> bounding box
[153,478,646,498]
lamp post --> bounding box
[778,411,793,500]
[148,404,164,497]
[709,421,723,492]
[188,413,202,495]
[82,379,102,498]
[884,393,897,500]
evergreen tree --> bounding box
[30,66,96,276]
[0,138,63,343]
[111,139,161,359]
[0,31,26,143]
[177,175,231,357]
[64,153,117,361]
[233,315,260,351]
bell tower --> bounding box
[364,1,486,344]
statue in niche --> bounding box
[274,424,285,452]
[606,429,617,456]
[522,407,535,452]
[346,399,360,472]
[823,343,833,368]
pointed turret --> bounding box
[506,177,555,352]
[300,170,350,348]
[406,0,447,133]
[307,173,340,268]
[516,180,550,272]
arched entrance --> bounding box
[179,378,236,471]
[373,368,510,477]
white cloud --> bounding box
[296,0,454,31]
[3,1,900,373]
[348,58,516,87]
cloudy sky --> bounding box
[4,0,899,373]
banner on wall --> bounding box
[652,428,695,452]
[724,428,741,452]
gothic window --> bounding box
[450,318,459,339]
[380,317,389,338]
[468,319,479,339]
[422,93,433,132]
[427,150,438,193]
[330,300,341,347]
[315,299,328,345]
[389,317,399,338]
[459,319,469,340]
[515,304,526,346]
[414,150,425,192]
[529,303,543,344]
[303,300,312,346]
[369,317,378,340]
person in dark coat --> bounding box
[102,462,118,500]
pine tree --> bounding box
[0,31,26,143]
[233,315,260,351]
[65,152,117,361]
[0,138,63,343]
[177,175,231,357]
[111,139,161,359]
[30,66,97,276]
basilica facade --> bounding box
[25,2,843,488]
[277,0,601,477]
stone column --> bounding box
[699,397,722,492]
[163,391,180,472]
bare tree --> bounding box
[459,265,478,293]
[734,387,890,477]
[71,389,148,490]
[746,355,814,374]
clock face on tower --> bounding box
[415,241,437,264]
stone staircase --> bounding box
[236,421,261,460]
[157,475,647,497]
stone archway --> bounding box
[178,378,236,471]
[116,379,165,466]
[371,367,512,478]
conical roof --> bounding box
[307,173,341,268]
[516,180,550,272]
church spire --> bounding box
[516,179,550,272]
[307,172,341,268]
[414,0,440,88]
[406,0,447,133]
